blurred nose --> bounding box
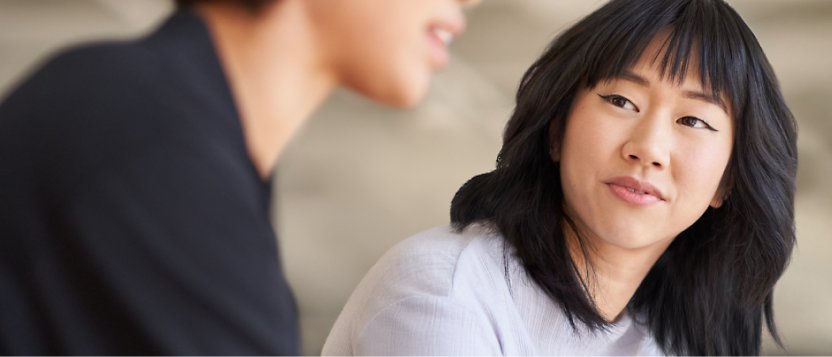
[621,112,670,170]
[458,0,482,8]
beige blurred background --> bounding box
[1,0,829,355]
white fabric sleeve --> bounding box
[351,294,502,355]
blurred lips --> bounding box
[426,17,465,69]
[605,176,665,206]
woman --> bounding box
[323,0,797,355]
[0,0,477,354]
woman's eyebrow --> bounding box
[617,70,728,113]
[618,70,650,87]
[683,90,728,114]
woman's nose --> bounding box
[621,115,670,170]
[458,0,482,8]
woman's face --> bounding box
[555,45,734,253]
[305,0,477,108]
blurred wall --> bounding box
[1,0,830,355]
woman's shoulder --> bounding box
[333,223,511,323]
[373,223,507,295]
[323,224,513,355]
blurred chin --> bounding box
[350,68,431,109]
[383,86,428,108]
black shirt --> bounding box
[0,9,299,355]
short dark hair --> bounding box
[450,0,797,355]
[174,0,274,12]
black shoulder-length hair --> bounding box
[450,0,797,355]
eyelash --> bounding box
[597,93,718,132]
[599,94,638,112]
[677,116,717,131]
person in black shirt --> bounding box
[0,0,477,354]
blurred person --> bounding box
[0,0,477,354]
[323,0,797,355]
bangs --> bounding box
[580,0,750,113]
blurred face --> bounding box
[304,0,477,107]
[555,41,734,253]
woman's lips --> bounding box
[605,176,665,206]
[426,27,450,69]
[426,18,465,70]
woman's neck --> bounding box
[564,221,672,322]
[196,1,338,179]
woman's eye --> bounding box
[598,94,638,112]
[677,116,717,131]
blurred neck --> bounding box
[196,0,337,178]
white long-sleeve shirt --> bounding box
[322,224,664,355]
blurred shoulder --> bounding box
[0,38,174,131]
[19,38,159,95]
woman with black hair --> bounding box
[323,0,797,355]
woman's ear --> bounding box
[548,120,561,162]
[550,145,560,162]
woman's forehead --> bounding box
[594,31,731,111]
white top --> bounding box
[322,224,664,355]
